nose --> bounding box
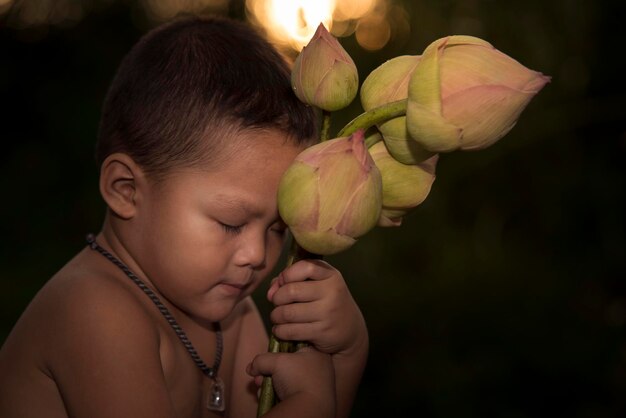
[234,232,266,270]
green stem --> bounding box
[364,132,382,149]
[320,110,332,142]
[256,238,323,416]
[257,335,281,417]
[336,99,407,138]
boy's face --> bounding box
[133,129,306,323]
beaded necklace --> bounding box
[86,234,225,411]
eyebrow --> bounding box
[213,194,263,217]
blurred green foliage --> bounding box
[1,0,625,417]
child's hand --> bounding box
[266,259,368,356]
[266,260,367,418]
[247,347,336,417]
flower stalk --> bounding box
[259,23,548,417]
[320,110,332,142]
[257,334,280,417]
[336,99,407,138]
[257,239,322,416]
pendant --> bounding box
[207,377,225,412]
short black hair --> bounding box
[96,16,318,179]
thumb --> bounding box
[266,275,282,303]
[246,352,282,377]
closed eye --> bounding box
[219,222,243,235]
[269,221,288,236]
[270,226,287,235]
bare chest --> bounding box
[158,327,234,418]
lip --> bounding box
[218,281,249,296]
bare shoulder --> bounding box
[0,248,175,418]
[13,248,160,362]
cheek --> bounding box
[151,201,222,248]
[142,208,229,279]
[265,234,289,269]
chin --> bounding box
[193,300,239,324]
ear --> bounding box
[99,153,146,220]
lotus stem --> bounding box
[337,99,407,138]
[257,238,323,416]
[320,110,332,142]
[257,334,281,417]
[365,132,382,149]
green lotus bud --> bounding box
[278,130,382,255]
[369,141,437,227]
[361,55,435,164]
[291,23,359,111]
[406,35,550,152]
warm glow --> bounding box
[1,0,409,53]
[1,0,230,26]
[247,0,404,52]
[1,0,84,27]
[333,0,376,21]
[355,13,391,51]
[246,0,336,50]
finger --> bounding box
[280,259,334,284]
[273,322,322,342]
[270,301,324,325]
[247,353,281,377]
[271,281,323,306]
[266,277,280,301]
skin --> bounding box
[0,128,368,418]
[266,260,369,418]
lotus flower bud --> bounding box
[278,130,382,255]
[361,55,434,164]
[291,24,359,111]
[406,35,550,152]
[369,141,438,227]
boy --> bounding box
[0,17,368,418]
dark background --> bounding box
[1,0,625,417]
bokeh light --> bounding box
[2,1,625,417]
[245,0,336,50]
[355,12,390,51]
[0,0,13,14]
[1,0,85,28]
[1,0,409,52]
[0,0,230,27]
[246,0,408,52]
